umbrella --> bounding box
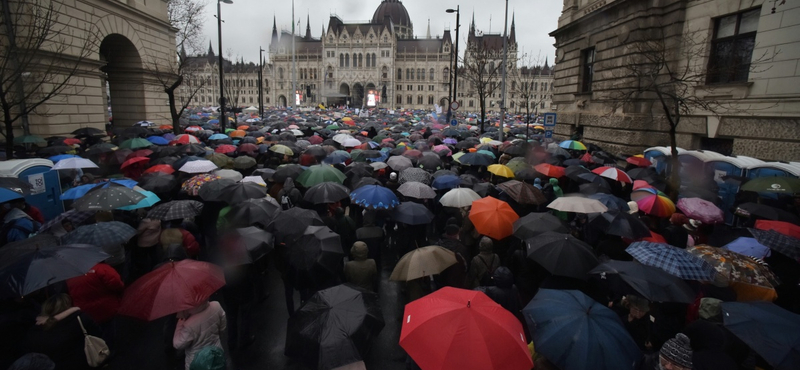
[736,203,800,223]
[304,182,350,204]
[72,127,105,137]
[269,144,294,156]
[217,182,268,204]
[285,285,385,370]
[233,156,257,170]
[38,210,95,234]
[688,245,779,290]
[723,237,772,259]
[179,159,218,174]
[146,200,204,221]
[456,152,494,166]
[398,168,432,185]
[0,244,109,297]
[635,193,675,218]
[349,185,399,210]
[558,140,587,150]
[0,178,32,195]
[296,165,346,187]
[146,136,169,145]
[741,176,800,194]
[626,156,652,167]
[487,164,515,179]
[142,164,175,175]
[62,221,136,247]
[523,289,641,370]
[589,260,696,303]
[72,183,146,211]
[13,135,47,145]
[387,156,413,172]
[497,180,547,205]
[0,187,24,203]
[120,156,149,169]
[227,197,281,228]
[417,155,443,171]
[592,166,632,184]
[214,144,237,154]
[60,180,138,200]
[398,181,436,199]
[273,164,305,183]
[323,150,351,165]
[400,287,532,370]
[117,260,225,321]
[512,212,568,240]
[269,207,325,243]
[722,301,800,370]
[181,174,222,196]
[677,197,724,224]
[525,232,599,280]
[626,241,716,281]
[439,188,481,208]
[389,246,457,281]
[119,138,152,149]
[547,196,608,213]
[174,134,200,145]
[469,197,520,240]
[50,157,99,170]
[289,225,344,275]
[587,193,630,211]
[586,209,649,238]
[755,220,800,239]
[534,163,565,178]
[118,188,161,210]
[392,202,434,225]
[431,175,461,190]
[221,227,274,266]
[748,228,800,260]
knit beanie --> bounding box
[660,333,693,368]
[479,236,493,253]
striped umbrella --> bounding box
[636,193,676,218]
[592,166,632,184]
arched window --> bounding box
[443,67,449,80]
[345,54,350,67]
[397,68,402,80]
[279,68,284,79]
[428,95,434,104]
[358,53,363,67]
[396,95,402,104]
[382,66,388,79]
[544,82,548,90]
[417,95,423,104]
[410,69,415,80]
[372,53,377,67]
[352,53,357,67]
[420,69,425,81]
[429,68,435,81]
[339,54,344,67]
[407,95,412,104]
[534,82,538,90]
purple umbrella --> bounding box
[443,138,457,144]
[677,197,724,224]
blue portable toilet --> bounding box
[0,159,64,221]
[644,146,685,176]
[706,156,764,224]
[746,162,800,179]
[677,150,726,188]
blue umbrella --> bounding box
[349,185,399,210]
[392,202,433,225]
[323,150,351,165]
[626,241,717,281]
[723,237,771,259]
[118,189,161,210]
[189,115,201,120]
[722,301,800,370]
[60,179,138,200]
[523,289,641,370]
[207,119,220,124]
[48,154,79,163]
[0,244,109,298]
[431,175,461,190]
[0,188,24,203]
[588,193,630,211]
[366,151,388,162]
[146,136,169,145]
[208,133,228,140]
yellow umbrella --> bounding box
[269,144,293,156]
[533,125,545,130]
[487,164,515,179]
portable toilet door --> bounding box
[706,156,764,225]
[0,159,64,221]
[644,146,685,176]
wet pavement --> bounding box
[111,244,408,370]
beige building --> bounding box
[179,45,269,109]
[549,0,800,160]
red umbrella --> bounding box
[173,134,200,145]
[534,163,565,178]
[402,150,423,160]
[117,260,225,321]
[400,287,532,370]
[592,166,633,184]
[143,164,175,175]
[214,144,237,154]
[127,149,153,159]
[121,156,150,169]
[755,220,800,239]
[63,138,82,146]
[238,143,259,154]
[307,135,323,145]
[624,230,667,244]
[580,152,595,164]
[626,156,652,167]
[184,126,203,133]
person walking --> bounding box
[66,262,124,344]
[173,301,227,370]
[467,237,501,289]
[343,241,378,292]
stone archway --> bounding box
[278,95,287,107]
[352,83,364,108]
[100,34,145,128]
[365,83,377,106]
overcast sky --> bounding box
[200,0,562,65]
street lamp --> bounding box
[259,47,265,119]
[445,6,460,124]
[217,0,233,129]
[499,0,509,142]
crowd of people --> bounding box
[1,106,799,370]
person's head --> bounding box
[479,236,493,254]
[659,333,693,370]
[40,294,73,330]
[350,241,369,261]
[95,210,113,223]
[549,178,559,186]
[624,294,650,319]
[160,228,183,248]
[389,172,397,181]
[627,201,639,214]
[61,219,74,233]
[698,297,723,322]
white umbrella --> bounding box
[370,162,388,170]
[135,120,155,127]
[50,157,99,170]
[241,175,266,186]
[179,159,218,174]
[387,156,413,172]
[398,181,436,199]
[547,196,609,213]
[439,188,481,208]
[342,138,362,147]
[332,134,354,144]
[214,169,243,181]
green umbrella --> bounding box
[741,176,800,194]
[206,153,233,169]
[119,138,153,149]
[13,135,47,145]
[326,124,340,130]
[296,165,346,187]
[506,158,529,173]
[373,134,388,143]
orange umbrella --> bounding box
[159,125,174,130]
[229,130,246,138]
[237,125,250,130]
[534,163,565,178]
[469,197,519,240]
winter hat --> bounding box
[660,333,693,369]
[479,236,493,253]
[390,172,397,181]
[350,241,369,261]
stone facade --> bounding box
[549,0,800,161]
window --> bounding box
[407,95,413,104]
[397,68,402,80]
[428,85,434,91]
[397,95,402,104]
[708,8,760,84]
[382,66,388,79]
[397,85,402,91]
[417,95,423,104]
[279,68,284,79]
[345,54,350,67]
[443,67,449,80]
[340,54,344,67]
[407,85,413,91]
[372,53,376,67]
[428,95,434,104]
[430,68,435,81]
[580,47,595,93]
[406,69,411,80]
[420,69,426,80]
[410,69,415,80]
[468,100,474,107]
[358,53,363,67]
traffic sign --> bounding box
[450,101,460,111]
[450,119,458,126]
[543,113,557,127]
[544,130,553,139]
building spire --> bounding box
[509,12,516,43]
[207,41,214,56]
[426,19,431,38]
[305,14,311,39]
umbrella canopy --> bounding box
[0,178,32,195]
[534,163,565,178]
[117,260,225,321]
[587,209,651,239]
[635,192,675,218]
[289,225,344,275]
[592,166,632,184]
[63,221,137,247]
[38,210,95,235]
[181,174,222,196]
[439,188,482,208]
[269,144,294,156]
[118,188,160,211]
[722,301,800,370]
[723,237,771,259]
[71,183,146,211]
[587,193,630,211]
[349,185,400,210]
[392,202,434,225]
[304,182,350,204]
[50,157,99,170]
[142,164,175,175]
[297,165,346,187]
[389,246,457,281]
[626,156,652,167]
[0,244,109,297]
[589,260,696,303]
[220,227,274,266]
[386,156,413,172]
[741,176,800,194]
[216,182,267,204]
[457,152,494,166]
[273,164,305,183]
[226,197,281,228]
[487,164,515,179]
[0,187,24,203]
[119,138,152,149]
[525,232,599,280]
[755,220,800,239]
[677,197,724,224]
[737,202,800,223]
[523,289,641,370]
[512,212,568,240]
[431,175,461,190]
[688,245,779,289]
[547,196,608,214]
[285,284,385,370]
[497,180,547,205]
[748,228,800,260]
[398,168,432,185]
[269,207,325,243]
[626,241,716,281]
[398,181,436,199]
[558,140,587,150]
[400,287,532,370]
[146,200,204,221]
[469,197,520,240]
[179,159,218,174]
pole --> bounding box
[217,0,227,128]
[259,47,264,119]
[452,7,460,120]
[291,0,297,108]
[446,42,453,123]
[499,0,508,143]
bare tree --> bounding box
[460,39,503,133]
[0,0,97,158]
[510,52,548,138]
[149,0,206,133]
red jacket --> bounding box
[24,205,44,224]
[66,263,124,324]
[179,228,200,257]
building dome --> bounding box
[372,0,412,28]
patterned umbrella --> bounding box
[636,192,676,218]
[626,241,717,281]
[677,197,724,224]
[687,245,779,289]
[179,159,218,174]
[71,184,145,211]
[349,185,400,210]
[558,140,587,150]
[181,174,222,196]
[398,181,436,199]
[399,168,432,185]
[214,144,237,154]
[147,200,204,221]
[63,221,137,247]
[38,210,95,234]
[296,165,346,187]
[497,180,547,205]
[748,228,800,260]
[592,166,632,184]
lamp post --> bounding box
[259,47,265,119]
[217,0,232,129]
[445,6,460,124]
[499,0,508,143]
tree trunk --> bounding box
[668,123,681,201]
[4,118,13,159]
[165,75,183,134]
[479,99,486,134]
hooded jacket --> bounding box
[344,242,377,291]
[277,178,302,209]
[24,308,102,370]
[475,267,522,316]
[173,301,227,370]
[66,263,124,324]
[3,208,38,243]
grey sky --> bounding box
[200,0,562,65]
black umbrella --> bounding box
[198,178,237,201]
[418,155,443,171]
[0,234,60,270]
[458,153,494,166]
[564,165,591,182]
[227,197,281,228]
[36,146,73,156]
[146,200,204,221]
[71,127,106,138]
[72,183,145,211]
[525,231,599,280]
[217,182,268,204]
[514,167,538,181]
[579,182,611,195]
[84,143,117,156]
[721,301,800,370]
[269,207,325,243]
[137,173,178,193]
[221,227,274,266]
[502,145,525,157]
[0,178,32,195]
[512,212,569,240]
[289,225,344,275]
[737,203,800,223]
[459,174,480,187]
[252,168,276,182]
[304,182,350,204]
[588,260,696,303]
[285,284,385,370]
[392,202,434,225]
[0,244,109,298]
[627,167,660,181]
[588,209,651,239]
[273,164,305,183]
[351,177,382,191]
